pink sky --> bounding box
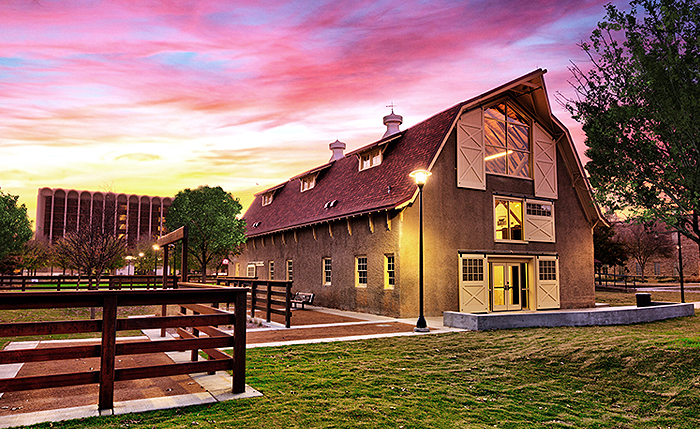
[0,0,629,225]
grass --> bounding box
[2,292,695,428]
[596,290,700,306]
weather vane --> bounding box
[386,102,397,114]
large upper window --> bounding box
[484,102,530,178]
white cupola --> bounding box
[329,139,346,161]
[382,108,403,138]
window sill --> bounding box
[486,172,534,181]
[495,239,528,244]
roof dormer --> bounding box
[358,147,383,171]
[299,173,318,192]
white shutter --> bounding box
[459,254,488,313]
[533,125,557,199]
[536,256,560,309]
[456,108,486,190]
[525,200,555,243]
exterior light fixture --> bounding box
[409,169,431,332]
[153,244,160,276]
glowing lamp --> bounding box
[409,169,431,187]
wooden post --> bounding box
[250,283,257,319]
[180,226,189,284]
[99,294,117,411]
[266,281,272,323]
[285,281,292,328]
[232,290,246,394]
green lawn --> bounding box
[18,310,699,428]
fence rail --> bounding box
[594,271,640,290]
[0,274,178,291]
[0,287,248,411]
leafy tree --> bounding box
[617,220,675,281]
[165,186,246,283]
[0,189,33,271]
[566,0,700,254]
[21,240,52,275]
[594,223,629,267]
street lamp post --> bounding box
[410,169,431,333]
[677,231,685,303]
[153,244,160,276]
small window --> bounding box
[262,192,274,206]
[526,202,552,217]
[359,148,382,171]
[300,174,317,192]
[235,262,240,277]
[462,258,484,282]
[539,260,556,281]
[246,263,256,278]
[356,256,368,287]
[269,261,274,280]
[636,263,642,276]
[385,254,395,289]
[323,258,332,285]
[495,198,523,241]
[286,260,293,281]
[654,262,660,276]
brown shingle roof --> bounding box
[244,103,463,237]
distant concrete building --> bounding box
[36,188,172,246]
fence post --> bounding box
[266,282,272,323]
[99,294,117,411]
[250,283,257,319]
[232,289,246,394]
[285,281,291,328]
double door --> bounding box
[491,262,528,311]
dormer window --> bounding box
[261,192,274,206]
[300,173,317,192]
[359,147,382,171]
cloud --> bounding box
[114,153,162,162]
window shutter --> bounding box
[536,256,560,309]
[456,108,486,190]
[459,254,488,313]
[525,200,555,243]
[533,125,557,199]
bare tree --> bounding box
[618,221,675,281]
[54,201,126,317]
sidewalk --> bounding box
[0,306,458,428]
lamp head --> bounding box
[153,244,160,251]
[138,252,145,258]
[409,169,431,187]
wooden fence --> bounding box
[0,288,247,411]
[184,277,293,328]
[0,275,178,291]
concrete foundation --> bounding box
[443,303,695,331]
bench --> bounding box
[291,292,315,309]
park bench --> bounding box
[291,292,315,309]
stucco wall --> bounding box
[231,212,404,317]
[406,127,595,316]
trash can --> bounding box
[636,293,652,307]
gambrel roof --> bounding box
[244,69,602,237]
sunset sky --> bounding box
[1,0,629,227]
